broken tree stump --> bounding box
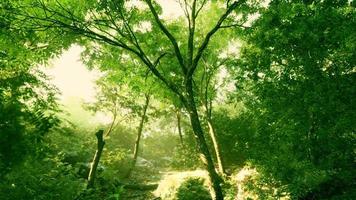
[87,129,105,188]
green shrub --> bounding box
[176,178,211,200]
[171,145,201,170]
[0,157,85,200]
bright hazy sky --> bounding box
[157,0,183,19]
[45,45,98,102]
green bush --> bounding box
[100,148,132,179]
[171,144,201,170]
[0,157,85,200]
[176,178,211,200]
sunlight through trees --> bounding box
[0,0,355,199]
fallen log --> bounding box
[115,181,158,190]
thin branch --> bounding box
[187,0,197,67]
[145,0,187,74]
[105,102,117,137]
[220,23,250,29]
[153,52,167,67]
[195,0,208,18]
[188,0,245,77]
[177,0,191,23]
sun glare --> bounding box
[44,45,99,102]
[156,0,184,19]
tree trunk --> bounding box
[307,113,317,164]
[201,61,225,175]
[185,80,224,200]
[126,94,150,178]
[207,118,225,174]
[87,130,105,188]
[176,109,184,145]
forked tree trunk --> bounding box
[202,65,225,175]
[185,80,224,200]
[125,94,150,178]
[87,130,105,188]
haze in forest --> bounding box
[1,1,354,200]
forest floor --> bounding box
[120,169,210,200]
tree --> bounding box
[128,93,150,177]
[86,72,154,178]
[232,0,356,198]
[196,50,233,175]
[8,1,258,198]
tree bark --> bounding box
[126,94,150,178]
[185,79,224,200]
[87,130,105,188]
[176,108,184,146]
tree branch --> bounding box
[145,0,187,74]
[17,0,189,111]
[187,0,197,68]
[195,0,208,18]
[188,0,245,77]
[153,52,167,67]
[220,23,250,29]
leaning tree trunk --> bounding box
[87,130,105,188]
[125,94,150,178]
[207,117,225,175]
[185,79,224,200]
[202,65,225,175]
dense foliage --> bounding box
[0,10,60,173]
[0,0,354,200]
[231,1,356,199]
[176,178,212,200]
